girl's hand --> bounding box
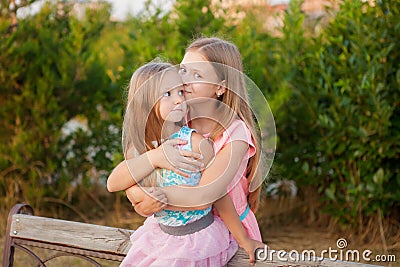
[154,138,204,177]
[239,238,267,265]
[126,187,167,217]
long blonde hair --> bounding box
[123,61,174,187]
[186,37,263,212]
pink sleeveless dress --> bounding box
[211,119,263,241]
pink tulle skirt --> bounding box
[120,215,238,267]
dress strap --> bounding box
[170,126,196,151]
[239,205,250,221]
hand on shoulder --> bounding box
[191,133,215,171]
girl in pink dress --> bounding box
[171,36,264,241]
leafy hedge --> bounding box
[0,2,123,218]
[274,0,400,229]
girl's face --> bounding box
[158,71,187,122]
[179,51,222,103]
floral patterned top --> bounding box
[154,126,211,226]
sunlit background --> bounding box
[1,0,399,265]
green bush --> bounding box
[0,2,122,218]
[275,0,400,229]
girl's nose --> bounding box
[174,95,183,105]
[180,73,188,83]
[181,74,194,84]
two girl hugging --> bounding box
[107,37,267,266]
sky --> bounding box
[19,0,291,21]
[21,0,290,20]
[105,0,174,20]
[18,0,171,21]
[105,0,147,19]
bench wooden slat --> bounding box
[10,214,133,255]
[4,204,384,267]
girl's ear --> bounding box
[216,80,226,97]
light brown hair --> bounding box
[123,61,174,187]
[186,37,263,212]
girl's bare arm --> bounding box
[126,185,167,217]
[107,148,160,192]
[107,139,202,192]
[163,134,249,209]
[214,195,265,265]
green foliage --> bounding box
[316,0,400,224]
[0,2,121,217]
[173,0,228,47]
[275,0,400,228]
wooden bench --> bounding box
[3,203,383,267]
